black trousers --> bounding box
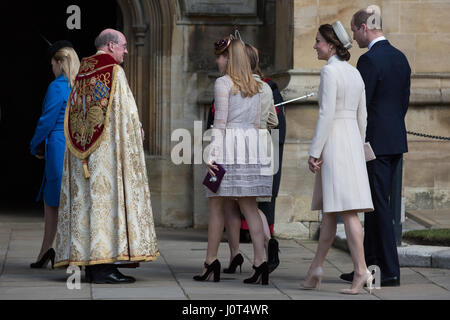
[364,154,402,280]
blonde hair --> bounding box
[53,47,80,88]
[225,40,261,97]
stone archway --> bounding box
[116,0,174,156]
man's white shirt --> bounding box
[368,36,386,50]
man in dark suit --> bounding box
[340,6,411,287]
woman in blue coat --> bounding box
[29,41,80,268]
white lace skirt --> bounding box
[206,127,274,198]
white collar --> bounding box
[326,54,341,65]
[368,36,386,50]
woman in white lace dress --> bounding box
[222,43,280,277]
[193,38,272,285]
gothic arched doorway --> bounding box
[0,0,173,211]
[0,0,121,209]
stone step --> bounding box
[333,224,450,269]
[406,209,450,229]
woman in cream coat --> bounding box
[300,22,375,295]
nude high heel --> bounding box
[300,266,323,290]
[340,269,374,295]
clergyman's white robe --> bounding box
[54,61,159,267]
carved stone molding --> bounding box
[117,0,174,156]
[176,0,265,25]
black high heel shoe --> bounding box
[193,259,221,282]
[243,262,269,285]
[223,253,244,274]
[30,248,55,269]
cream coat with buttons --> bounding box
[309,55,374,213]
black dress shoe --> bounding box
[85,266,92,283]
[86,264,135,284]
[380,276,400,287]
[340,271,354,283]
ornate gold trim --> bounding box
[64,64,120,160]
[54,251,160,268]
[78,63,118,78]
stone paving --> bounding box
[1,219,450,300]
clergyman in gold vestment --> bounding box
[54,29,159,284]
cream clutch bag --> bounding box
[364,142,376,162]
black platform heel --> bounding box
[30,248,55,269]
[223,253,244,274]
[193,259,221,282]
[243,262,269,285]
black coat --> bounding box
[265,79,286,145]
[357,40,411,156]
